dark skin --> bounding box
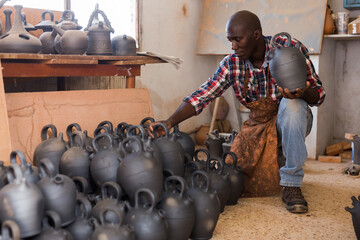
[149,11,320,135]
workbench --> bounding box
[0,53,166,164]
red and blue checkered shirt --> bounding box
[184,35,326,115]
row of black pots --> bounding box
[0,118,244,240]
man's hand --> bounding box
[148,120,172,138]
[278,81,310,99]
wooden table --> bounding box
[0,53,166,163]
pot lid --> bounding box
[57,10,82,30]
[35,11,57,31]
[84,8,114,33]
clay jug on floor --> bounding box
[117,136,163,204]
[186,170,220,240]
[223,151,244,205]
[37,158,77,227]
[0,164,44,238]
[10,150,40,184]
[124,188,168,240]
[158,176,195,240]
[33,124,67,175]
[0,5,42,53]
[173,124,195,158]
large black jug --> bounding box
[33,124,67,174]
[124,188,168,240]
[268,32,307,92]
[158,176,195,240]
[223,151,244,205]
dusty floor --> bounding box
[211,158,360,240]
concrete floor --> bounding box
[211,158,360,240]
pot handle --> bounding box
[93,125,110,137]
[61,10,75,21]
[126,125,146,140]
[43,210,62,230]
[270,32,291,49]
[101,182,123,202]
[152,123,170,139]
[92,132,113,153]
[206,157,225,174]
[164,175,186,198]
[84,9,114,33]
[222,151,238,168]
[1,220,21,240]
[41,124,58,141]
[73,176,89,197]
[191,170,210,192]
[140,117,155,126]
[39,158,56,178]
[194,148,210,163]
[97,120,114,133]
[115,122,129,139]
[10,150,27,167]
[120,136,144,155]
[69,131,86,149]
[66,123,82,140]
[41,10,54,21]
[75,197,92,219]
[6,164,23,185]
[134,188,156,212]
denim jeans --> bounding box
[276,98,312,187]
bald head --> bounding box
[226,10,262,33]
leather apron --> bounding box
[225,68,281,197]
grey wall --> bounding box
[138,0,218,133]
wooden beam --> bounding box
[1,63,141,77]
[43,59,98,65]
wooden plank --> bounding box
[0,53,165,62]
[100,59,163,65]
[326,142,345,156]
[43,59,98,65]
[0,61,12,165]
[1,63,141,77]
[5,88,154,163]
[340,151,352,160]
[341,142,352,151]
[318,155,342,163]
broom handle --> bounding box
[209,97,220,134]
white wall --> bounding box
[138,0,218,133]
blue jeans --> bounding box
[276,98,312,187]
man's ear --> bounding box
[253,29,261,40]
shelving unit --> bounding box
[324,34,360,40]
[0,53,166,163]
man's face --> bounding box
[226,24,256,60]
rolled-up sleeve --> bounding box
[184,57,232,115]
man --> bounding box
[150,10,325,213]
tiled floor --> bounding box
[210,158,360,240]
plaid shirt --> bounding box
[184,35,326,115]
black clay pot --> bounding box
[223,151,244,205]
[32,210,73,240]
[90,208,135,240]
[90,133,121,188]
[186,170,220,240]
[206,158,231,213]
[33,124,67,175]
[205,130,225,160]
[193,148,210,170]
[60,131,93,192]
[173,124,195,158]
[158,176,195,240]
[124,188,168,240]
[345,195,360,239]
[91,182,126,224]
[65,198,94,240]
[37,158,77,227]
[0,164,44,238]
[0,161,7,189]
[10,150,40,184]
[117,136,163,204]
[268,32,307,92]
[152,123,185,177]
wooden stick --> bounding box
[209,97,220,134]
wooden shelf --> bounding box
[324,34,360,40]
